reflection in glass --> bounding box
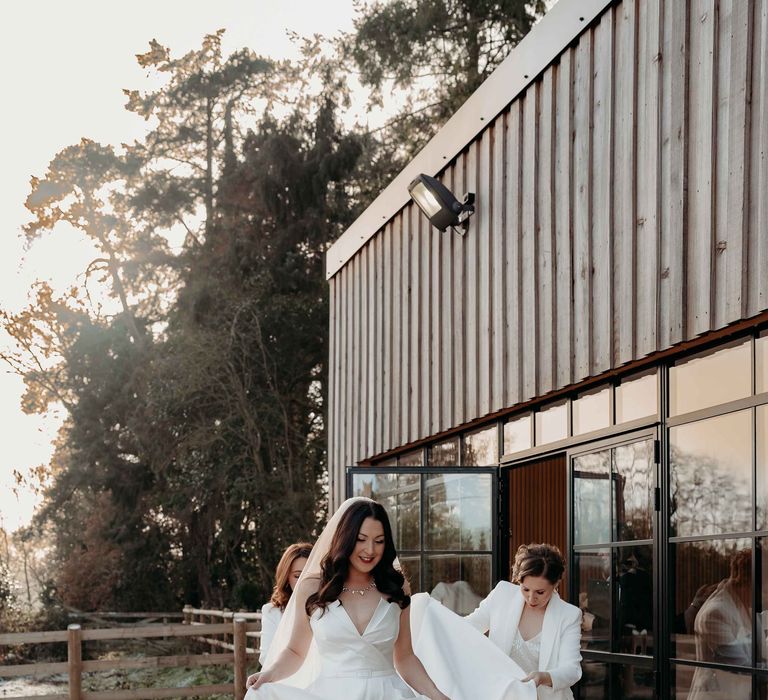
[462,426,498,465]
[429,437,459,466]
[671,538,751,664]
[574,549,611,651]
[759,332,768,395]
[614,440,654,541]
[351,473,420,551]
[616,545,653,656]
[574,451,611,545]
[669,411,752,537]
[573,387,611,435]
[503,414,532,455]
[759,406,768,531]
[759,538,768,669]
[673,662,752,699]
[425,554,491,614]
[575,660,608,699]
[398,450,424,466]
[536,401,568,445]
[670,338,752,416]
[612,664,655,699]
[399,556,421,593]
[616,371,658,423]
[425,473,491,551]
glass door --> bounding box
[347,467,498,614]
[569,429,659,699]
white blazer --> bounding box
[465,581,583,700]
[259,602,283,666]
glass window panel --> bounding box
[670,339,752,416]
[614,440,654,541]
[673,663,752,698]
[374,458,397,467]
[503,414,532,455]
[398,556,421,594]
[616,545,654,656]
[462,426,498,465]
[428,437,459,466]
[573,387,611,435]
[760,406,768,531]
[425,554,491,614]
[611,664,655,700]
[351,473,420,551]
[616,370,658,423]
[535,401,568,445]
[758,537,768,669]
[574,450,611,545]
[669,410,752,537]
[425,473,492,551]
[574,549,611,651]
[671,538,752,663]
[575,660,609,700]
[398,450,424,467]
[759,332,768,395]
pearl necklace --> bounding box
[342,580,377,596]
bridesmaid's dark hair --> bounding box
[306,500,410,615]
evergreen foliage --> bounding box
[2,1,542,611]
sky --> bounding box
[0,0,363,533]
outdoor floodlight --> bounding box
[408,174,475,235]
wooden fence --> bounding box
[0,609,263,700]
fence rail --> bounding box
[0,611,263,700]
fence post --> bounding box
[67,624,82,700]
[233,617,247,700]
[183,605,193,625]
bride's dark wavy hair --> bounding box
[306,500,410,615]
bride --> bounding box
[245,497,535,700]
[245,498,450,699]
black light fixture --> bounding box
[408,174,475,235]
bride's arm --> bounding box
[247,578,319,690]
[394,606,451,700]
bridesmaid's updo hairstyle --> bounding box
[306,500,410,616]
[512,543,565,585]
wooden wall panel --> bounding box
[612,0,637,367]
[478,129,493,418]
[659,0,687,350]
[749,0,768,317]
[686,0,716,338]
[326,0,768,503]
[635,0,661,359]
[591,11,614,375]
[572,34,593,383]
[507,455,569,600]
[554,53,574,390]
[537,70,555,396]
[491,119,506,414]
[506,103,523,410]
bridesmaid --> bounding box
[260,542,313,665]
[465,544,583,699]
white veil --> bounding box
[260,496,376,687]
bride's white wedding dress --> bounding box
[245,498,536,700]
[245,596,427,700]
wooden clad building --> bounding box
[326,0,768,696]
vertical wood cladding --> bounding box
[507,456,569,601]
[328,0,768,508]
